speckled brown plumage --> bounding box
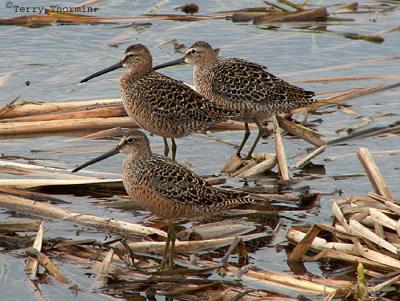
[80,44,238,161]
[72,130,253,220]
[154,41,317,158]
[190,41,316,157]
[120,68,237,139]
[120,130,253,221]
[71,129,254,269]
[204,58,316,115]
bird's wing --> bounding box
[212,58,315,109]
[147,156,251,207]
[137,72,238,124]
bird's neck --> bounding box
[122,64,152,82]
[126,146,152,161]
[194,57,216,74]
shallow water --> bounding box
[1,0,400,300]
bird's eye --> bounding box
[127,137,134,143]
[190,49,196,55]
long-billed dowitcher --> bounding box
[154,41,316,158]
[71,130,253,269]
[80,44,237,161]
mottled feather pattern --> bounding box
[124,153,253,211]
[211,58,316,112]
[122,71,238,126]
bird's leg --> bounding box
[246,121,264,159]
[160,222,172,270]
[168,222,176,269]
[171,138,177,162]
[236,122,250,157]
[163,137,169,158]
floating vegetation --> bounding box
[288,148,400,299]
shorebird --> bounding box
[71,130,253,269]
[154,41,316,158]
[80,44,237,161]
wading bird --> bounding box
[80,44,237,161]
[71,130,253,269]
[154,41,316,158]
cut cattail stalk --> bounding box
[25,222,44,280]
[0,194,166,238]
[272,115,289,181]
[294,144,326,169]
[92,249,114,290]
[357,147,393,201]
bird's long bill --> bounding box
[71,145,120,173]
[80,61,123,83]
[153,57,186,71]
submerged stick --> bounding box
[0,194,167,237]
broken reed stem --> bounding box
[0,219,41,232]
[47,235,352,298]
[277,116,325,147]
[92,249,114,290]
[0,117,249,136]
[288,224,322,262]
[114,232,266,253]
[282,55,400,78]
[278,0,305,11]
[0,194,167,237]
[253,6,327,24]
[0,95,20,116]
[287,228,400,270]
[349,219,398,255]
[291,75,400,84]
[310,81,400,110]
[0,117,136,135]
[0,106,126,123]
[272,115,289,181]
[264,1,290,12]
[0,178,122,189]
[357,147,393,201]
[294,144,326,168]
[25,248,69,284]
[0,99,122,119]
[25,222,44,280]
[242,269,338,295]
